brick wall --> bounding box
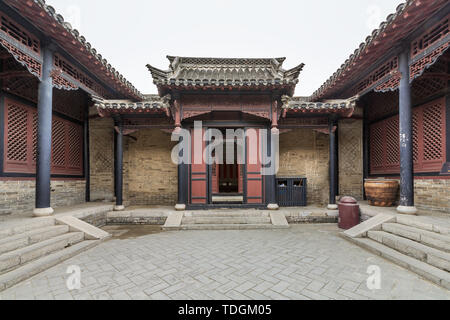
[415,179,450,214]
[124,129,178,206]
[0,179,85,215]
[338,119,364,200]
[278,129,330,206]
[89,116,115,201]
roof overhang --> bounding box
[3,0,143,100]
[312,0,449,100]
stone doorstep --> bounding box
[0,232,84,273]
[367,231,450,272]
[0,218,56,240]
[182,216,272,225]
[382,223,450,253]
[396,215,450,235]
[0,225,70,255]
[180,224,290,231]
[0,240,100,292]
[341,234,450,290]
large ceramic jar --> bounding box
[364,179,399,207]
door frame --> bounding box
[186,122,270,210]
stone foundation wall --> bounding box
[124,129,178,206]
[0,179,85,215]
[338,119,364,200]
[415,179,450,214]
[278,129,330,206]
[89,117,115,201]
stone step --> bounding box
[396,215,450,235]
[0,225,70,255]
[180,224,290,231]
[382,223,450,253]
[0,232,84,274]
[341,234,450,290]
[367,231,450,272]
[0,240,99,292]
[186,211,269,218]
[182,217,272,225]
[0,218,55,240]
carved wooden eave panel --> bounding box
[312,0,448,100]
[3,0,143,100]
[180,94,273,121]
[0,35,42,79]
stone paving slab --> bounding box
[0,224,449,300]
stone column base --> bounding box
[267,204,279,210]
[33,207,54,217]
[327,204,338,210]
[397,206,418,215]
[114,205,125,212]
[175,204,186,211]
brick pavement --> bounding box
[0,224,448,300]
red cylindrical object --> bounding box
[338,197,360,230]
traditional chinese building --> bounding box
[0,0,448,216]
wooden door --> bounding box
[190,127,208,204]
[245,128,264,204]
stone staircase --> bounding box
[164,210,290,231]
[341,214,450,289]
[0,216,109,292]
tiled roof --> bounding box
[147,56,304,88]
[93,94,171,111]
[311,0,448,100]
[4,0,143,100]
[281,95,358,112]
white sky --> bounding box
[47,0,402,97]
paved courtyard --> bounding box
[0,224,449,300]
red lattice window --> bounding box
[0,12,40,54]
[370,116,400,174]
[413,98,447,172]
[3,98,83,176]
[370,98,446,175]
[411,15,449,58]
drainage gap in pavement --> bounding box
[102,225,164,240]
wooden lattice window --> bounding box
[3,99,36,173]
[3,98,83,176]
[0,12,40,54]
[411,15,449,58]
[352,57,398,95]
[369,98,446,175]
[54,55,107,97]
[413,98,447,172]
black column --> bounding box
[114,120,124,210]
[176,130,187,210]
[84,103,90,202]
[34,45,54,216]
[363,104,370,200]
[328,117,338,209]
[267,127,278,209]
[398,49,416,214]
